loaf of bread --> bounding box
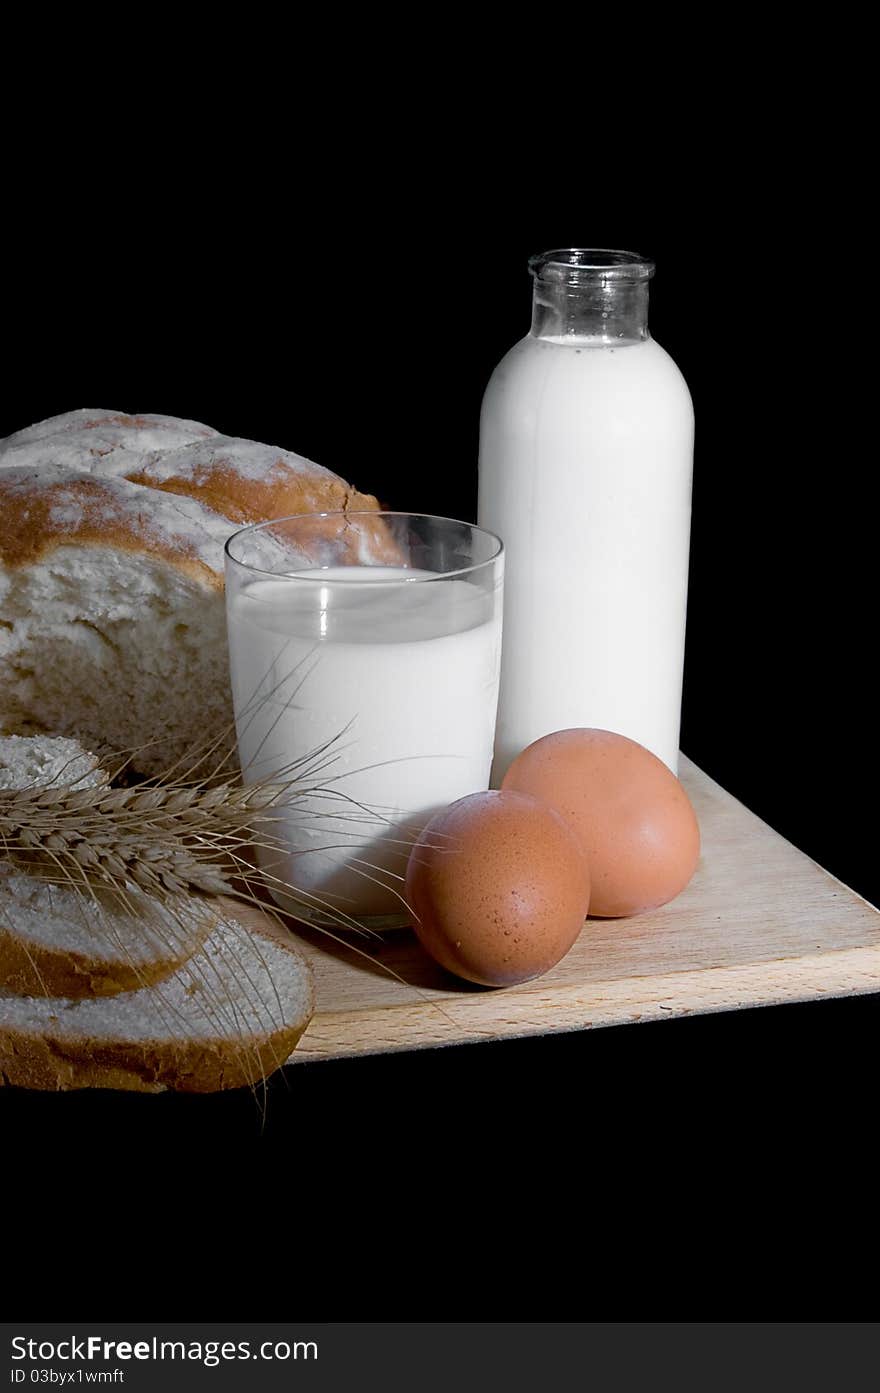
[0,409,391,775]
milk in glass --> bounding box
[226,549,502,923]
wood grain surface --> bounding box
[275,758,880,1062]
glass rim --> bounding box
[224,510,505,584]
[529,247,655,281]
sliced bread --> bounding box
[0,867,216,998]
[0,912,314,1092]
[0,735,211,996]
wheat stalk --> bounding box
[0,746,437,960]
[0,776,293,901]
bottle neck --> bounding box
[528,249,654,345]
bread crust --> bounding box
[0,1015,311,1093]
[126,441,380,526]
[0,469,225,588]
[0,409,217,449]
[0,426,398,578]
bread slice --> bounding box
[0,912,314,1092]
[0,734,210,996]
[0,867,216,998]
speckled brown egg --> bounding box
[502,728,700,918]
[404,790,591,987]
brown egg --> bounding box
[405,790,591,987]
[502,728,700,918]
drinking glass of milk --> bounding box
[225,512,504,928]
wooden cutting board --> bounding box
[281,757,880,1062]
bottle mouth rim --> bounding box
[529,248,655,281]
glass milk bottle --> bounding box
[478,248,694,778]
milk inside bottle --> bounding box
[478,249,694,777]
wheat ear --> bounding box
[0,777,285,901]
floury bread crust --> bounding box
[0,409,381,520]
[0,464,233,585]
[0,409,393,774]
[0,913,315,1092]
[0,408,219,453]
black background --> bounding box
[1,143,876,1318]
